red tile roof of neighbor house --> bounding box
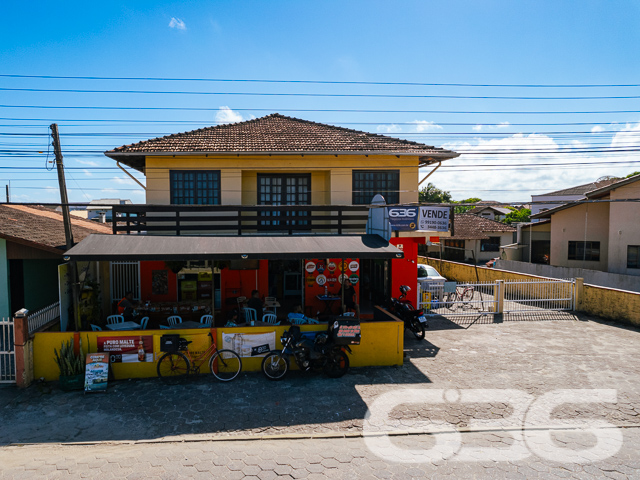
[0,205,112,253]
[449,213,516,240]
[105,113,459,171]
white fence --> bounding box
[503,278,574,313]
[418,278,575,317]
[28,301,61,334]
[0,317,15,384]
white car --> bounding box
[418,265,446,283]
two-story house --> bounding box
[70,113,458,321]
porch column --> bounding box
[13,308,34,388]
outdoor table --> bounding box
[235,321,277,327]
[105,321,141,331]
[316,295,341,315]
[166,321,211,329]
[264,300,280,314]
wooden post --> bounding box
[51,124,80,331]
[13,309,34,388]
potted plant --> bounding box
[54,338,86,391]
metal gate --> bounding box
[0,317,15,384]
[503,278,574,313]
[110,261,141,302]
[419,281,498,317]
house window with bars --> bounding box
[628,245,640,269]
[258,174,311,226]
[170,171,221,205]
[481,236,501,252]
[352,170,400,205]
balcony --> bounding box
[111,204,370,236]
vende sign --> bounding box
[388,206,450,232]
[418,206,450,232]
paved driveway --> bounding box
[1,312,639,478]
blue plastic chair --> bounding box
[200,315,213,326]
[262,313,280,325]
[244,308,257,323]
[90,324,102,331]
[167,316,182,326]
[106,315,124,325]
[160,325,170,329]
[139,317,149,330]
[288,313,307,325]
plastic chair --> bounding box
[264,296,278,315]
[200,314,213,326]
[262,313,280,325]
[342,312,356,317]
[288,313,307,325]
[106,315,124,325]
[139,317,149,330]
[160,325,170,329]
[244,308,257,323]
[90,324,102,331]
[167,316,182,326]
[236,296,247,314]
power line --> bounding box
[2,74,640,88]
[4,87,640,100]
[3,105,640,115]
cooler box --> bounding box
[198,281,212,300]
[181,280,197,292]
[160,334,181,352]
[329,318,361,345]
[198,272,213,281]
[182,291,197,301]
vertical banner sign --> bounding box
[418,206,450,232]
[84,353,109,393]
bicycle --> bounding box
[444,285,475,310]
[156,331,242,382]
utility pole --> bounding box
[51,123,80,331]
[5,184,8,203]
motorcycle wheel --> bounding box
[261,351,289,381]
[411,319,426,340]
[323,350,350,378]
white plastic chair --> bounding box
[264,296,278,315]
[106,315,124,325]
[200,314,213,326]
[244,308,257,323]
[262,313,280,325]
[167,316,182,326]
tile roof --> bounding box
[449,213,516,240]
[536,178,621,197]
[467,206,513,215]
[0,205,112,253]
[105,113,459,171]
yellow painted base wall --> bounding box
[33,322,404,382]
[421,257,640,327]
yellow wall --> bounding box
[420,257,640,327]
[33,322,403,381]
[144,154,420,206]
[581,284,640,326]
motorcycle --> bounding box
[261,324,352,380]
[390,285,427,340]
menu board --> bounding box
[84,353,109,393]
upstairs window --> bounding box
[628,245,640,269]
[568,241,600,261]
[170,171,221,205]
[352,170,399,205]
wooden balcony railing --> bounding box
[111,204,370,236]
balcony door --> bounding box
[258,174,311,226]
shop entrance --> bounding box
[268,260,304,310]
[359,259,389,317]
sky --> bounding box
[2,0,640,205]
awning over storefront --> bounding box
[64,234,404,261]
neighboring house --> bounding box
[531,174,640,276]
[98,113,459,310]
[501,219,551,264]
[530,178,620,221]
[0,204,112,317]
[467,205,513,221]
[443,214,515,263]
[55,199,133,223]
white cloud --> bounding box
[496,122,510,129]
[472,125,483,132]
[376,124,402,133]
[591,125,605,133]
[83,169,92,177]
[112,177,135,185]
[215,106,243,124]
[412,120,442,132]
[75,159,99,167]
[472,122,510,132]
[169,17,186,30]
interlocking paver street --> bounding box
[2,312,640,478]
